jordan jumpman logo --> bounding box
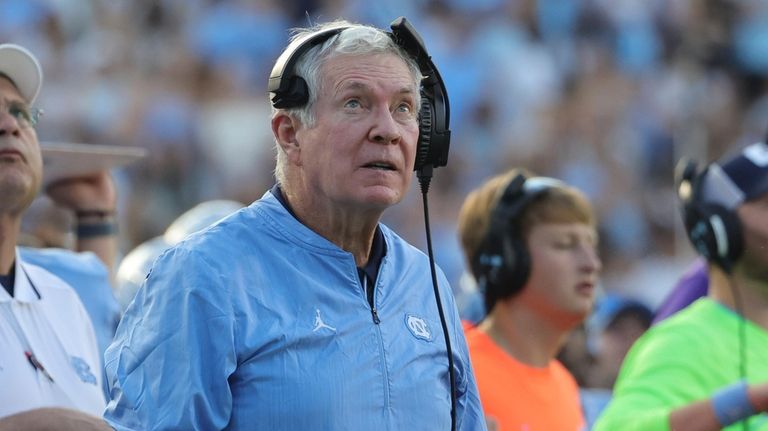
[313,308,336,332]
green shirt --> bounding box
[594,298,768,431]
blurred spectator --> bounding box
[585,294,653,390]
[580,294,652,429]
[115,199,243,311]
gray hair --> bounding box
[272,20,423,186]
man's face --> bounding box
[736,192,768,279]
[515,222,601,327]
[293,52,420,212]
[0,76,42,215]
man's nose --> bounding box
[369,107,402,144]
[580,244,602,274]
[0,108,21,137]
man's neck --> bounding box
[709,267,768,330]
[479,305,573,368]
[279,184,382,267]
[0,214,21,275]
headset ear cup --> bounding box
[705,204,744,270]
[415,95,433,170]
[686,203,720,261]
[273,76,310,109]
[480,232,531,308]
[687,203,744,272]
[472,234,504,313]
[471,174,539,313]
[501,235,531,298]
[269,26,347,109]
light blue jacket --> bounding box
[104,191,486,430]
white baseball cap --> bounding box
[0,43,43,104]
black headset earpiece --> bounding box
[268,26,347,109]
[267,17,450,173]
[389,17,450,171]
[676,159,744,273]
[472,174,565,312]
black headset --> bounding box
[471,173,566,312]
[267,16,450,173]
[675,159,744,274]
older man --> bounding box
[0,43,114,429]
[104,18,484,431]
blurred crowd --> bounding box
[4,0,768,308]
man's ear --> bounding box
[272,113,301,165]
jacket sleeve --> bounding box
[103,246,237,430]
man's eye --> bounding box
[9,104,31,122]
[396,103,412,113]
[344,99,361,109]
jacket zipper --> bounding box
[363,275,380,324]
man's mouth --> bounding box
[576,282,595,295]
[0,148,24,161]
[364,161,396,171]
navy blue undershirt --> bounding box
[0,264,15,297]
[269,184,386,292]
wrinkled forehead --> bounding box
[321,52,418,92]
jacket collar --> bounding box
[0,248,42,303]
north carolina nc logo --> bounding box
[70,356,97,385]
[405,314,433,342]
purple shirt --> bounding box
[652,259,709,324]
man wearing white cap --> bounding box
[0,43,112,429]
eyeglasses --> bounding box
[0,99,43,128]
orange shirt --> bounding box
[465,326,585,431]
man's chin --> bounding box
[0,175,39,213]
[359,186,405,208]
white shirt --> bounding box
[0,249,105,418]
